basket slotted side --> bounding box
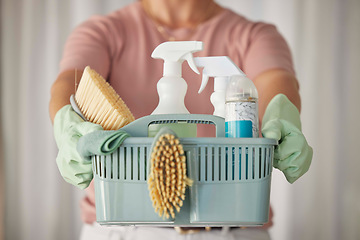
[92,138,174,225]
[92,137,276,226]
[187,138,274,225]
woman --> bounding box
[50,0,311,239]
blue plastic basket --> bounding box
[92,114,276,227]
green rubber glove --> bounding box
[53,105,103,189]
[261,94,313,183]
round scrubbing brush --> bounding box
[147,127,193,219]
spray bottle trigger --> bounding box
[184,53,200,75]
[198,73,210,94]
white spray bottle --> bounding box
[148,41,203,137]
[194,56,244,118]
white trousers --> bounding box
[80,223,271,240]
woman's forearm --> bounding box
[49,69,83,123]
[253,69,301,126]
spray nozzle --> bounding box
[151,41,203,76]
[194,56,245,93]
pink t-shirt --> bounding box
[59,2,294,223]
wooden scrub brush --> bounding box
[74,66,135,130]
[147,127,193,219]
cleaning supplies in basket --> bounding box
[91,117,277,226]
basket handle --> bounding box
[121,114,225,137]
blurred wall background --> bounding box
[1,0,359,239]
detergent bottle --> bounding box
[194,56,244,118]
[148,41,203,137]
[225,74,259,138]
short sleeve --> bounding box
[59,15,122,78]
[241,23,295,79]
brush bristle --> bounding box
[74,66,135,130]
[148,130,193,219]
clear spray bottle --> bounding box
[225,73,259,180]
[225,75,259,138]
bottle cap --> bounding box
[225,75,258,102]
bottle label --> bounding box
[225,120,253,137]
[225,101,259,137]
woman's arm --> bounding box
[49,69,83,122]
[254,68,301,126]
[254,68,301,228]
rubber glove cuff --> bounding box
[261,94,313,183]
[54,105,103,189]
